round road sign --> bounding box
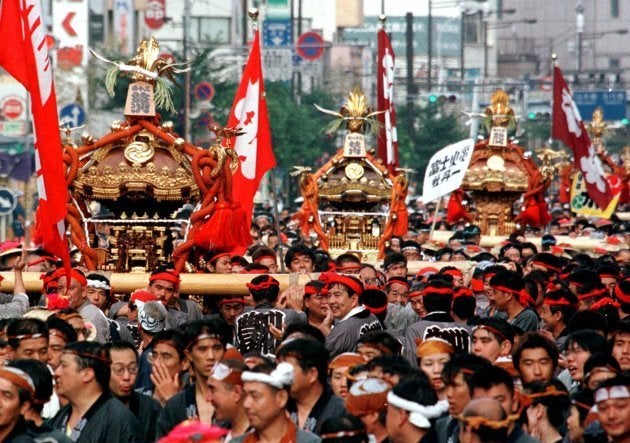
[296,32,325,60]
[0,188,17,215]
[1,97,24,120]
[194,82,215,102]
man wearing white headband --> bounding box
[230,362,321,443]
[0,366,36,441]
[595,375,630,443]
[385,377,448,443]
[85,273,112,313]
[205,359,249,441]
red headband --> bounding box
[366,303,388,315]
[149,270,181,287]
[336,263,362,272]
[386,278,410,289]
[454,288,474,299]
[208,252,230,264]
[442,269,463,278]
[590,297,621,310]
[423,286,454,297]
[54,269,87,287]
[491,284,534,307]
[408,290,423,300]
[304,285,321,296]
[246,276,280,291]
[253,254,276,264]
[532,260,560,272]
[600,273,619,281]
[614,284,630,304]
[544,297,573,307]
[325,274,364,296]
[578,288,607,302]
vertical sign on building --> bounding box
[52,0,89,68]
[113,0,135,54]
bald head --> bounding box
[459,398,509,443]
[463,398,506,421]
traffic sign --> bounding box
[262,19,292,47]
[573,90,627,121]
[1,97,25,121]
[296,32,325,60]
[145,0,166,30]
[60,103,86,127]
[0,188,16,216]
[52,0,89,67]
[194,82,215,102]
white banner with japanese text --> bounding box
[422,139,474,203]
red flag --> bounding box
[376,28,399,174]
[226,30,276,223]
[552,65,612,209]
[0,0,71,269]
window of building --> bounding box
[611,0,619,18]
[191,17,231,44]
[463,14,481,44]
[609,58,620,69]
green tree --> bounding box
[397,102,467,193]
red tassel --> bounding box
[228,202,252,249]
[193,202,234,251]
[446,189,471,224]
[393,207,408,236]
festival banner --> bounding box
[226,30,276,223]
[552,64,614,209]
[422,139,475,203]
[0,0,71,271]
[377,26,399,174]
[570,172,620,219]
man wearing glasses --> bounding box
[108,342,162,442]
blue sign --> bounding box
[263,18,292,47]
[0,187,16,215]
[60,103,86,127]
[573,90,627,120]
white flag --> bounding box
[422,139,475,203]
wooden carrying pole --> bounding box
[1,261,476,296]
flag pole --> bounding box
[548,53,558,147]
[248,8,286,273]
[428,198,441,243]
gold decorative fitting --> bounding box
[483,89,516,133]
[81,132,96,145]
[124,141,155,164]
[173,138,185,149]
[90,36,193,114]
[314,87,384,135]
[345,163,365,180]
[111,121,123,131]
[161,121,174,132]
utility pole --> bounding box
[406,12,415,139]
[576,1,584,72]
[427,0,432,91]
[182,0,191,141]
[460,11,465,83]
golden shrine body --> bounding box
[63,37,243,272]
[459,90,551,235]
[294,88,407,261]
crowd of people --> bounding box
[0,208,629,443]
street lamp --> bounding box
[576,1,585,72]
